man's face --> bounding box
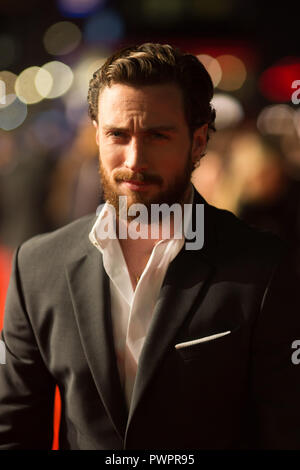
[93,82,207,212]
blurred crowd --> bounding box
[193,122,300,274]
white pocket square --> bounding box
[175,330,231,350]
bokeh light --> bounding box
[35,68,53,98]
[15,66,46,104]
[0,94,27,131]
[38,61,74,99]
[57,0,104,17]
[72,54,107,100]
[197,54,222,87]
[216,55,247,91]
[211,93,244,129]
[84,9,124,43]
[43,21,82,56]
[0,71,18,108]
[64,51,108,122]
[257,104,295,136]
[259,61,300,102]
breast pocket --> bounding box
[175,325,241,361]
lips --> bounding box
[126,180,147,185]
[122,180,153,191]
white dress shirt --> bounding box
[89,187,194,408]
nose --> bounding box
[124,136,148,172]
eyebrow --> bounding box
[102,125,178,133]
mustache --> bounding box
[113,169,163,185]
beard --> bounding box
[98,148,195,219]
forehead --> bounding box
[97,83,187,127]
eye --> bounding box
[106,130,129,142]
[111,130,125,138]
[151,132,168,140]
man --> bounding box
[1,43,300,450]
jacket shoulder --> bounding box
[17,214,96,264]
[206,203,286,264]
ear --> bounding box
[191,124,208,164]
[93,120,99,146]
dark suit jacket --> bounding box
[1,190,300,449]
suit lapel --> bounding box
[65,239,128,440]
[126,192,216,427]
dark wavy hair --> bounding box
[87,43,216,141]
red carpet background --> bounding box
[0,246,61,450]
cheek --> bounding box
[164,149,189,171]
[99,143,124,170]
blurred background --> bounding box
[0,0,299,449]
